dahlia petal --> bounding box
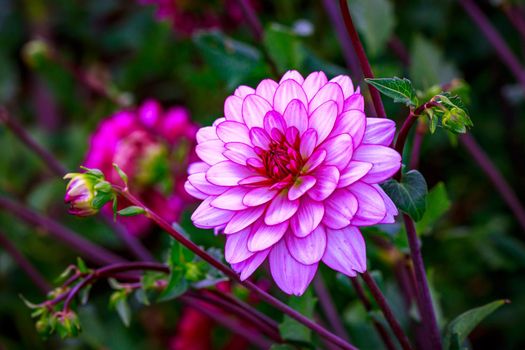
[330,75,354,99]
[255,79,279,102]
[265,191,300,225]
[246,157,264,169]
[242,94,272,129]
[224,95,244,122]
[243,186,279,206]
[309,101,338,145]
[196,140,227,165]
[234,85,255,98]
[309,82,344,114]
[249,127,272,150]
[302,71,328,100]
[332,109,366,147]
[184,181,208,200]
[211,187,250,210]
[288,175,317,201]
[285,225,326,265]
[303,149,327,173]
[206,161,256,186]
[338,161,373,188]
[343,93,364,112]
[223,142,258,165]
[263,111,286,135]
[273,80,308,115]
[362,118,396,146]
[348,182,387,226]
[212,117,226,127]
[269,240,317,296]
[353,145,401,183]
[196,126,218,143]
[188,162,210,175]
[224,205,266,234]
[300,129,318,158]
[322,134,353,170]
[191,197,235,229]
[308,166,340,201]
[216,121,251,144]
[225,228,254,264]
[248,221,288,251]
[323,189,358,229]
[279,70,305,84]
[323,226,366,276]
[232,249,270,280]
[239,176,271,186]
[188,173,228,195]
[290,197,324,237]
[374,184,398,224]
[283,99,308,135]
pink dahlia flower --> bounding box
[85,99,198,236]
[185,71,401,295]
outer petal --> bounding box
[191,197,235,228]
[223,142,258,165]
[332,109,366,147]
[243,94,272,129]
[290,197,324,237]
[302,71,328,100]
[225,228,254,263]
[285,226,326,265]
[188,162,210,175]
[196,126,218,143]
[322,189,358,229]
[234,85,255,98]
[348,182,386,226]
[243,186,279,206]
[329,75,354,99]
[206,161,255,186]
[188,173,228,195]
[343,93,364,112]
[279,70,305,84]
[216,121,251,144]
[321,134,353,170]
[265,191,300,225]
[255,79,279,102]
[211,187,249,210]
[338,161,373,188]
[308,101,338,145]
[224,95,244,122]
[283,99,308,135]
[196,140,227,165]
[307,166,340,201]
[352,145,401,183]
[269,240,318,296]
[323,226,366,276]
[309,82,344,114]
[248,221,288,251]
[232,249,270,280]
[288,175,316,201]
[273,80,308,115]
[362,118,396,146]
[184,181,208,200]
[375,184,398,224]
[224,205,266,234]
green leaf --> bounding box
[157,268,188,302]
[115,298,131,327]
[112,163,128,186]
[381,170,428,221]
[263,23,305,72]
[365,77,418,107]
[348,0,395,56]
[416,182,451,235]
[117,206,146,217]
[76,257,89,274]
[444,300,509,350]
[193,30,264,90]
[279,288,317,345]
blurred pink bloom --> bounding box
[139,0,251,36]
[185,71,401,295]
[85,99,198,236]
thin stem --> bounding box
[313,274,351,342]
[0,229,51,293]
[349,278,396,350]
[459,0,525,92]
[0,194,125,265]
[181,295,273,350]
[360,273,413,350]
[338,0,386,118]
[402,215,441,350]
[0,107,154,262]
[115,187,358,350]
[409,121,425,169]
[459,134,525,232]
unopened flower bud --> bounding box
[64,170,114,217]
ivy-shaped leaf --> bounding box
[365,77,418,107]
[381,170,428,221]
[278,288,317,345]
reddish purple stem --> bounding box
[314,274,351,342]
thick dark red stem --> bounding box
[314,274,351,342]
[116,187,358,350]
[235,0,263,41]
[360,273,413,350]
[338,0,386,118]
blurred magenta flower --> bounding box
[85,99,197,236]
[185,70,401,295]
[139,0,250,36]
